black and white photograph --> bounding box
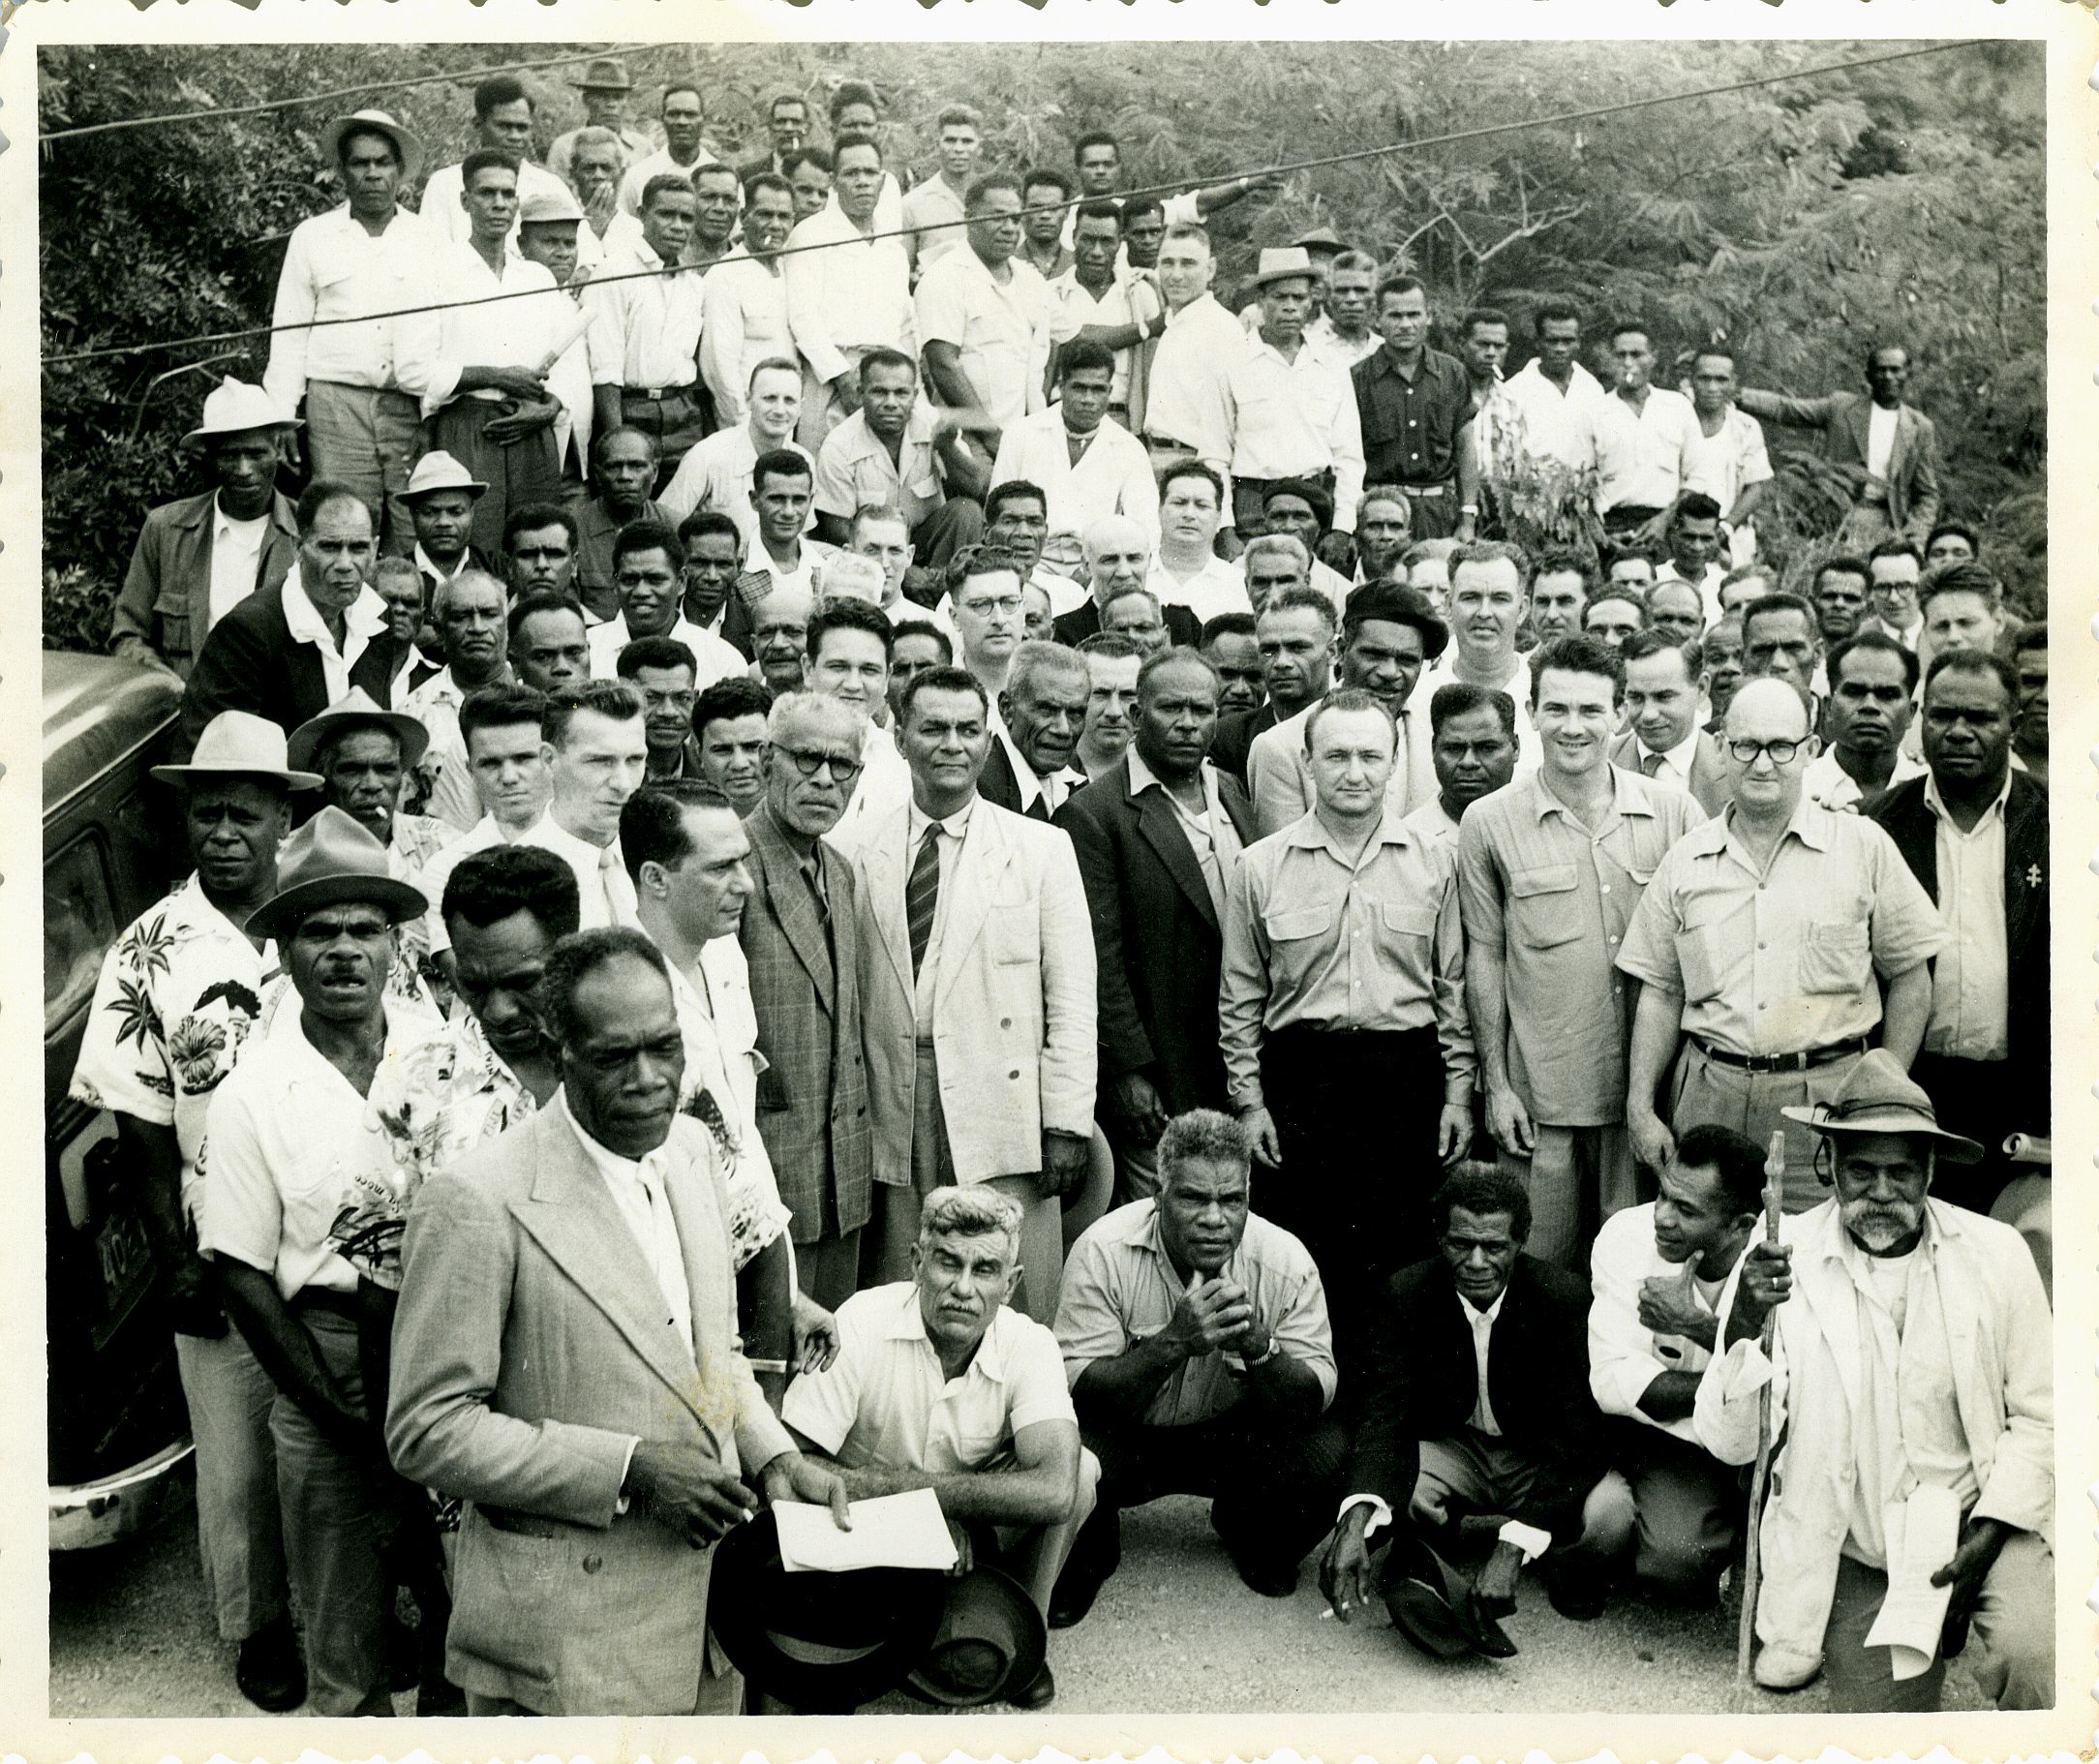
[16,7,2090,1753]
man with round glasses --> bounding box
[1614,677,1946,1214]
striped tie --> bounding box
[906,824,942,977]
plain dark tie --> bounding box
[1638,748,1664,778]
[1024,796,1051,822]
[906,825,942,977]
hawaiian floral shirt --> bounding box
[69,875,277,1227]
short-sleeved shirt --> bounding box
[1613,800,1948,1057]
[1596,384,1696,512]
[781,1280,1076,1475]
[1681,405,1773,513]
[198,1003,422,1298]
[813,400,948,529]
[912,248,1065,429]
[1353,346,1473,490]
[68,875,279,1227]
[1457,769,1700,1125]
[1054,1199,1337,1423]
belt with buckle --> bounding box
[624,384,695,403]
[1692,1036,1870,1075]
[1396,483,1448,499]
[1143,432,1197,453]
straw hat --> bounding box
[287,686,431,776]
[183,378,300,444]
[319,108,426,185]
[402,450,489,502]
[150,710,322,792]
[1248,245,1319,289]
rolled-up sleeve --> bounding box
[1051,1232,1129,1387]
[1273,1262,1339,1412]
[1587,1210,1672,1421]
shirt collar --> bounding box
[532,807,621,870]
[1923,765,2013,827]
[1529,766,1656,824]
[1283,806,1412,857]
[1639,727,1702,773]
[883,1280,1007,1382]
[907,796,975,844]
[1706,794,1834,854]
[213,495,267,535]
[557,1087,666,1187]
[1459,1286,1507,1328]
[281,577,387,650]
[1126,745,1221,813]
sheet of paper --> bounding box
[774,1486,959,1574]
[1863,1483,1962,1680]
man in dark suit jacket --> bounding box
[1052,593,1200,652]
[175,481,410,760]
[738,694,875,1308]
[1737,345,1941,544]
[1871,651,2047,1216]
[1055,649,1257,1197]
[979,642,1091,820]
[1317,1166,1627,1657]
[1608,629,1732,818]
[1208,578,1338,785]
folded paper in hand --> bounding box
[1863,1483,1962,1681]
[775,1487,959,1573]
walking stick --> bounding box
[1734,1130,1787,1687]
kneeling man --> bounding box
[1701,1049,2053,1710]
[781,1184,1090,1711]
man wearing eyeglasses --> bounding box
[1614,677,1946,1214]
[739,691,878,1310]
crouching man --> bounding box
[1699,1049,2053,1710]
[781,1184,1091,1711]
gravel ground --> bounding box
[50,1481,1986,1720]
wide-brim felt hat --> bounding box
[287,686,431,775]
[151,710,322,792]
[183,376,300,443]
[319,108,426,186]
[248,805,426,941]
[709,1509,950,1713]
[569,57,635,91]
[1378,1529,1515,1661]
[1780,1047,1984,1164]
[1291,225,1347,256]
[402,449,489,502]
[1249,245,1320,289]
[902,1563,1048,1707]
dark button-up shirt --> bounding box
[1353,345,1473,488]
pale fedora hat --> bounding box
[519,184,587,228]
[249,806,426,941]
[1248,245,1319,289]
[569,57,636,92]
[183,377,300,444]
[1780,1048,1984,1164]
[402,450,489,502]
[287,686,432,776]
[319,108,426,186]
[151,710,323,792]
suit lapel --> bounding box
[659,1134,733,1457]
[507,1109,711,1427]
[752,807,836,1011]
[864,809,913,998]
[935,803,1003,1004]
[1134,784,1219,931]
[1843,395,1871,467]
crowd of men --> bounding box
[79,60,2053,1720]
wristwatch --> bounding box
[1241,1337,1277,1368]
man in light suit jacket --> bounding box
[386,928,847,1717]
[1054,649,1257,1199]
[851,665,1098,1324]
[739,692,875,1309]
[1736,344,1940,546]
[1609,629,1730,819]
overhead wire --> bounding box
[40,40,1971,371]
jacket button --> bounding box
[1000,1018,1013,1030]
[1010,1069,1021,1080]
[583,1554,604,1573]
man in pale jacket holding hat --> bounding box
[198,806,435,1715]
[70,712,321,1711]
[264,108,437,555]
[110,379,301,678]
[1695,1048,2053,1710]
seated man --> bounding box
[1703,1050,2052,1711]
[780,1184,1092,1712]
[1318,1166,1626,1658]
[1050,1110,1343,1621]
[1586,1124,1767,1604]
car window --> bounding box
[46,834,116,1040]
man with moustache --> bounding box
[1072,633,1143,781]
[980,641,1092,819]
[71,714,319,1711]
[738,691,876,1308]
[402,568,514,834]
[1246,582,1445,836]
[1210,571,1334,784]
[1057,651,1257,1199]
[1404,682,1519,856]
[1698,1052,2050,1709]
[1354,277,1477,541]
[1459,637,1700,1266]
[1802,632,1924,814]
[1616,678,1945,1215]
[1610,629,1732,818]
[699,174,800,428]
[177,482,410,759]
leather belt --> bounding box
[1142,432,1197,453]
[1396,483,1449,499]
[1692,1036,1870,1075]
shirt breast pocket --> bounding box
[1798,921,1871,995]
[152,592,193,661]
[1262,903,1333,987]
[1376,901,1437,961]
[1508,863,1580,951]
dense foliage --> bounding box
[40,36,2045,653]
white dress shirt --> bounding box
[657,425,812,547]
[989,410,1160,568]
[1416,651,1542,776]
[1223,335,1365,531]
[905,797,975,1036]
[825,720,914,857]
[1500,357,1613,480]
[1463,1289,1507,1436]
[743,532,837,602]
[1801,746,1926,815]
[1629,726,1701,796]
[419,158,570,253]
[1144,291,1248,483]
[1866,401,1900,484]
[990,716,1080,819]
[584,234,707,393]
[1681,405,1773,512]
[279,577,388,705]
[1655,558,1728,627]
[913,248,1066,430]
[559,1089,694,1355]
[1587,1202,1734,1445]
[783,206,914,387]
[699,250,795,424]
[405,242,576,418]
[525,808,637,928]
[1923,770,2010,1062]
[419,813,539,957]
[207,500,270,628]
[1597,384,1696,511]
[588,612,746,686]
[263,203,438,407]
[1147,552,1251,625]
[616,143,723,218]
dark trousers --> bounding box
[621,384,714,478]
[1393,482,1461,539]
[1259,1023,1445,1375]
[912,496,986,569]
[1232,468,1336,535]
[1602,502,1665,538]
[1910,1049,2034,1216]
[1059,1407,1349,1594]
[429,399,563,559]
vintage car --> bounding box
[45,651,193,1548]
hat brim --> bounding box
[404,480,490,502]
[249,872,427,942]
[1250,266,1321,289]
[319,115,425,187]
[1779,1104,1985,1165]
[150,761,323,792]
[902,1565,1048,1707]
[182,416,302,445]
[287,709,431,776]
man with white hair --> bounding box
[782,1183,1093,1709]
